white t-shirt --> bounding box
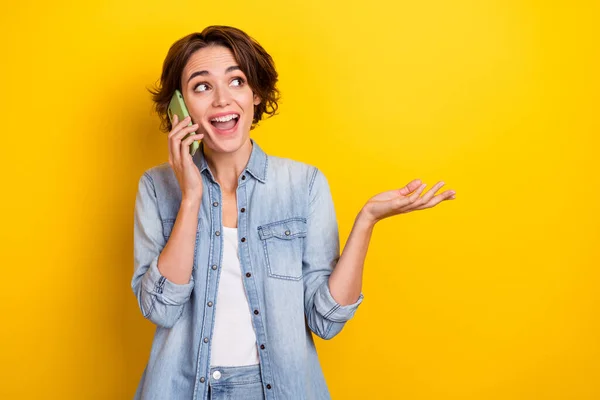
[209,226,260,367]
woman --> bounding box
[132,26,456,400]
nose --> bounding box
[212,84,231,107]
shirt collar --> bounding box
[195,138,268,184]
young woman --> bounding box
[132,25,456,400]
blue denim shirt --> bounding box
[132,139,364,399]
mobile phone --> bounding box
[167,89,200,156]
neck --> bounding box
[204,138,253,193]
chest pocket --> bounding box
[258,218,307,281]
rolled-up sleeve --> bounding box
[302,168,364,340]
[132,172,194,328]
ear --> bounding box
[253,93,261,106]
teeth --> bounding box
[210,114,239,122]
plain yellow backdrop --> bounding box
[1,0,598,398]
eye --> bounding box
[231,77,245,87]
[194,82,210,92]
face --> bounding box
[180,45,261,155]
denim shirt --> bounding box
[132,139,364,400]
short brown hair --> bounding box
[148,26,280,133]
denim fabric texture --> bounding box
[207,364,264,400]
[132,139,364,399]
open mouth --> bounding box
[209,113,240,132]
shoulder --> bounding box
[138,162,178,194]
[143,161,171,178]
[265,154,322,187]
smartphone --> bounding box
[167,89,200,156]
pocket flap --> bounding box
[258,218,307,240]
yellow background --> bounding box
[1,0,598,398]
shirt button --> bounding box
[215,231,220,236]
[254,310,259,315]
[203,337,209,343]
[260,344,265,350]
[200,377,205,383]
[285,230,291,236]
[212,370,222,380]
[241,237,246,242]
[212,265,217,270]
[241,175,246,180]
[207,301,213,307]
[246,272,251,278]
[212,201,219,207]
[267,384,272,390]
[240,208,246,213]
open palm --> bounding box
[362,179,456,223]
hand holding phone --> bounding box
[168,113,204,203]
[167,89,201,156]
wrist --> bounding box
[357,207,378,229]
[181,196,201,209]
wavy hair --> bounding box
[148,26,280,132]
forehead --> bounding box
[183,45,237,78]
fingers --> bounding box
[168,115,193,138]
[413,190,455,210]
[392,183,427,209]
[397,179,423,196]
[180,133,204,161]
[172,126,199,165]
[168,116,199,166]
[401,181,456,212]
[167,114,178,158]
[182,132,204,146]
[412,182,457,211]
[417,181,446,205]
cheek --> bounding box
[235,89,256,109]
[187,101,210,121]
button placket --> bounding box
[197,183,224,391]
[234,180,273,391]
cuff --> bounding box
[314,282,364,323]
[141,255,195,305]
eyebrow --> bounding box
[187,65,241,83]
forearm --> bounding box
[157,197,200,285]
[328,209,376,306]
